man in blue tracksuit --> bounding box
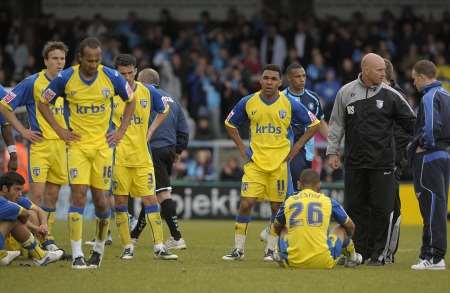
[283,63,328,190]
[410,60,450,270]
[130,68,189,250]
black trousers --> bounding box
[344,168,396,261]
[412,150,450,261]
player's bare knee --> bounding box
[239,198,255,215]
[114,195,128,207]
[142,195,157,206]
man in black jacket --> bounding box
[327,53,416,265]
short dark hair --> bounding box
[299,169,320,187]
[42,41,69,59]
[114,54,137,68]
[78,37,102,57]
[262,64,282,78]
[384,58,394,82]
[413,60,437,79]
[0,172,25,191]
[285,63,304,75]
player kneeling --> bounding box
[0,172,63,266]
[273,169,362,269]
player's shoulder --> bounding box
[100,65,121,80]
[304,89,320,101]
[16,72,40,89]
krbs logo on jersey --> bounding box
[76,104,106,114]
[70,168,78,179]
[130,114,144,125]
[279,109,287,119]
[255,123,281,134]
[32,167,40,177]
[140,99,148,108]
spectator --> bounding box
[187,149,216,181]
[220,156,243,181]
[314,68,341,105]
[260,25,286,67]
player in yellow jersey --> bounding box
[111,55,177,260]
[0,172,62,266]
[0,41,69,252]
[222,64,320,261]
[273,169,362,269]
[0,85,18,172]
[38,37,135,269]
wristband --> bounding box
[7,145,17,154]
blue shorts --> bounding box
[0,197,22,221]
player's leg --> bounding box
[223,162,265,260]
[130,203,146,241]
[141,195,177,260]
[85,147,113,268]
[263,162,291,261]
[157,190,185,249]
[134,165,177,260]
[115,195,134,259]
[0,221,21,266]
[330,225,362,268]
[153,147,184,248]
[41,139,68,250]
[40,182,61,250]
[10,220,63,266]
[112,165,134,259]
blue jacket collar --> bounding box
[422,81,442,95]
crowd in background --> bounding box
[1,6,450,181]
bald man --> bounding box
[326,53,415,265]
[130,68,189,250]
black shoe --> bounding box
[72,256,88,269]
[367,259,384,266]
[87,251,103,268]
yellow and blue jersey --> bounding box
[15,196,34,210]
[41,64,133,149]
[0,71,67,140]
[275,188,349,265]
[0,85,8,125]
[225,91,319,172]
[112,82,168,167]
[0,196,24,221]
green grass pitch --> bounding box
[1,220,449,293]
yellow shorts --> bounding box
[112,165,155,197]
[67,147,113,190]
[29,139,68,185]
[241,161,292,202]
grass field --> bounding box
[1,220,449,293]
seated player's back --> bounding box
[283,189,339,267]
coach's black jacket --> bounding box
[327,74,416,169]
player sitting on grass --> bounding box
[273,169,362,269]
[0,172,63,266]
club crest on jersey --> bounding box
[279,110,287,119]
[376,100,384,109]
[32,167,40,177]
[347,106,355,115]
[43,89,56,102]
[308,102,315,111]
[140,99,148,108]
[102,88,111,99]
[70,168,78,179]
[242,182,248,191]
